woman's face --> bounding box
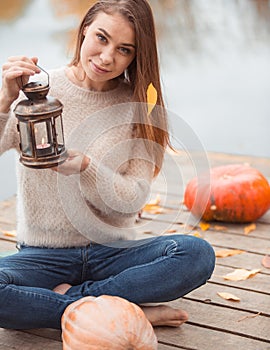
[79,11,136,91]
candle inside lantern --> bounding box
[36,137,53,157]
[37,138,50,149]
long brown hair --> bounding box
[70,0,171,176]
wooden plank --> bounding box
[211,265,270,294]
[214,249,270,275]
[22,329,61,342]
[155,323,270,350]
[0,329,62,350]
[185,281,270,316]
[23,329,191,350]
[158,343,194,350]
[141,201,270,240]
[21,329,197,350]
[167,299,270,342]
[138,219,270,255]
[0,196,16,232]
[0,239,17,257]
[152,150,270,194]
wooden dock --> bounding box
[0,151,270,350]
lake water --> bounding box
[0,0,270,200]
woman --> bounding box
[0,0,215,330]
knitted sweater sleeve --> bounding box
[0,111,19,155]
[80,138,154,217]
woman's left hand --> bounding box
[52,150,90,176]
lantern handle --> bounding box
[20,64,50,90]
[36,64,50,87]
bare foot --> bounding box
[53,285,188,327]
[53,283,72,295]
[141,304,188,327]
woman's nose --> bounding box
[100,47,114,65]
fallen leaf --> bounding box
[217,292,240,302]
[192,231,202,238]
[199,222,210,231]
[223,268,261,281]
[146,194,161,206]
[147,83,157,116]
[2,230,17,237]
[261,255,270,269]
[237,312,261,322]
[143,194,161,213]
[166,229,177,233]
[215,249,245,258]
[244,223,256,235]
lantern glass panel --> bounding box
[19,121,33,156]
[55,115,64,151]
[34,121,54,157]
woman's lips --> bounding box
[91,62,110,74]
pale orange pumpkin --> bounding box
[184,164,270,223]
[61,295,158,350]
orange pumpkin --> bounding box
[61,295,158,350]
[184,164,270,223]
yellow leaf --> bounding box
[147,83,157,116]
[192,231,202,238]
[147,194,161,206]
[199,222,210,231]
[215,249,245,258]
[244,223,256,235]
[223,268,261,281]
[142,194,163,214]
[217,292,240,302]
[2,230,17,237]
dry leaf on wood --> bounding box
[142,194,161,213]
[143,231,154,235]
[244,223,256,235]
[165,229,177,233]
[215,249,245,258]
[2,230,17,237]
[261,255,270,269]
[199,222,210,231]
[217,292,240,302]
[192,231,202,238]
[223,268,261,281]
[237,312,261,322]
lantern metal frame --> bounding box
[14,66,68,169]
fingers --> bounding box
[1,55,41,107]
[50,151,90,176]
[2,56,41,79]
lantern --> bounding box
[14,67,67,169]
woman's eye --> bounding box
[97,34,107,43]
[119,47,131,55]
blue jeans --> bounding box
[0,235,215,329]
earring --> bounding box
[124,69,130,82]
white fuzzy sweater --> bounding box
[0,67,154,247]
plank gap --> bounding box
[186,321,270,344]
[158,340,196,350]
[208,281,270,296]
[183,296,270,318]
